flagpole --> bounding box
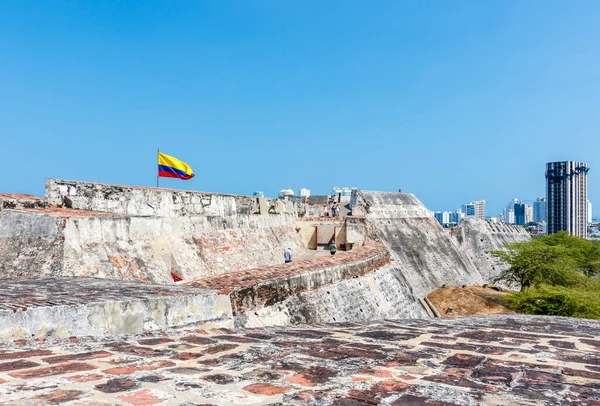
[156,148,160,188]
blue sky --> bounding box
[1,1,598,216]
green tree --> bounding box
[491,239,578,291]
[582,241,600,277]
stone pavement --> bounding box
[0,315,599,405]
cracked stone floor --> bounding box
[0,315,599,405]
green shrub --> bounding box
[507,284,600,319]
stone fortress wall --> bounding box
[1,180,308,284]
[450,217,531,281]
[351,191,483,299]
[0,179,531,335]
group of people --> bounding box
[325,197,341,218]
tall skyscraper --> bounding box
[525,204,533,224]
[514,203,527,225]
[533,197,547,223]
[546,161,589,238]
[462,200,485,220]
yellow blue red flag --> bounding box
[158,152,195,180]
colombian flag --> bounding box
[158,152,195,180]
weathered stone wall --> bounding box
[46,179,296,217]
[0,210,65,278]
[450,218,531,280]
[0,180,309,283]
[62,213,306,283]
[0,278,232,340]
[183,241,429,326]
[352,190,482,300]
[0,209,307,283]
[240,266,428,327]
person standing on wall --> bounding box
[284,247,292,263]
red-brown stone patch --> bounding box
[35,389,84,405]
[0,349,53,360]
[243,382,292,395]
[42,350,112,364]
[67,373,106,383]
[117,388,168,405]
[285,366,338,387]
[103,360,175,375]
[9,362,96,379]
[0,360,40,372]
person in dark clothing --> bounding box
[329,242,337,255]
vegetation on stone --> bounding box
[491,232,600,319]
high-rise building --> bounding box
[503,198,519,224]
[514,203,526,225]
[533,197,547,223]
[449,210,464,224]
[462,200,485,220]
[525,204,533,224]
[588,201,593,224]
[546,161,589,238]
[506,210,515,224]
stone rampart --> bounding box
[0,278,232,340]
[179,242,430,327]
[450,218,531,280]
[0,180,309,283]
[352,191,482,302]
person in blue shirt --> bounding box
[284,247,292,263]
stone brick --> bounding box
[95,378,139,393]
[171,351,202,360]
[180,335,217,345]
[471,361,519,385]
[43,350,112,364]
[103,360,175,375]
[443,353,486,369]
[548,340,576,350]
[201,373,236,384]
[203,343,238,354]
[285,366,338,386]
[35,390,84,405]
[0,349,53,360]
[243,382,291,395]
[0,360,40,372]
[137,338,174,346]
[10,362,96,379]
[67,373,105,382]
